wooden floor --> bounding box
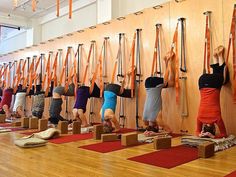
[0,131,235,177]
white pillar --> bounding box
[96,0,112,23]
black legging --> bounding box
[49,98,66,124]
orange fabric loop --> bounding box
[130,32,137,98]
[56,0,60,17]
[32,0,36,12]
[226,6,236,103]
[69,0,72,19]
[170,22,180,104]
[151,26,160,76]
[82,43,93,85]
[59,48,70,86]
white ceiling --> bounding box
[0,0,79,18]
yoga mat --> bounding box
[225,171,236,177]
[79,141,145,153]
[128,145,198,169]
[0,123,12,127]
[49,133,93,144]
[0,126,26,132]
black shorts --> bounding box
[145,77,164,88]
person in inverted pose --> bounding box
[72,82,100,127]
[12,85,27,118]
[0,87,13,118]
[196,46,229,139]
[49,73,75,125]
[100,70,133,133]
[143,51,175,136]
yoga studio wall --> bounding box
[1,0,235,135]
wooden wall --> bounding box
[1,0,236,135]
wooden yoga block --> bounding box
[38,119,48,131]
[121,132,139,146]
[153,137,171,150]
[198,142,215,158]
[93,124,103,140]
[58,121,68,134]
[21,117,29,128]
[29,117,38,129]
[12,121,21,127]
[101,133,118,142]
[72,121,81,134]
[0,114,6,123]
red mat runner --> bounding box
[0,123,12,127]
[0,123,26,132]
[79,141,145,153]
[225,171,236,177]
[128,145,198,169]
[49,133,93,144]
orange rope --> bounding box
[57,0,60,17]
[151,26,160,76]
[69,0,72,19]
[130,32,136,98]
[32,0,36,12]
[82,43,93,85]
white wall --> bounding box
[41,3,97,41]
[113,0,170,18]
[0,30,27,54]
[0,0,171,55]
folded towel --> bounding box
[33,128,60,140]
[14,137,47,148]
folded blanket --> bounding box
[138,131,170,143]
[33,128,60,140]
[0,127,11,133]
[14,137,47,148]
[181,135,236,151]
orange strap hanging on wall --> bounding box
[82,42,94,85]
[69,0,72,19]
[170,22,180,104]
[98,40,105,97]
[0,65,3,80]
[21,59,27,85]
[226,5,236,103]
[57,0,60,17]
[27,56,40,93]
[59,47,70,86]
[3,64,9,88]
[23,59,31,88]
[32,0,36,12]
[88,41,105,95]
[42,53,51,91]
[130,32,136,98]
[203,11,211,74]
[13,60,23,92]
[73,50,78,96]
[52,52,59,87]
[7,62,14,88]
[151,24,161,77]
